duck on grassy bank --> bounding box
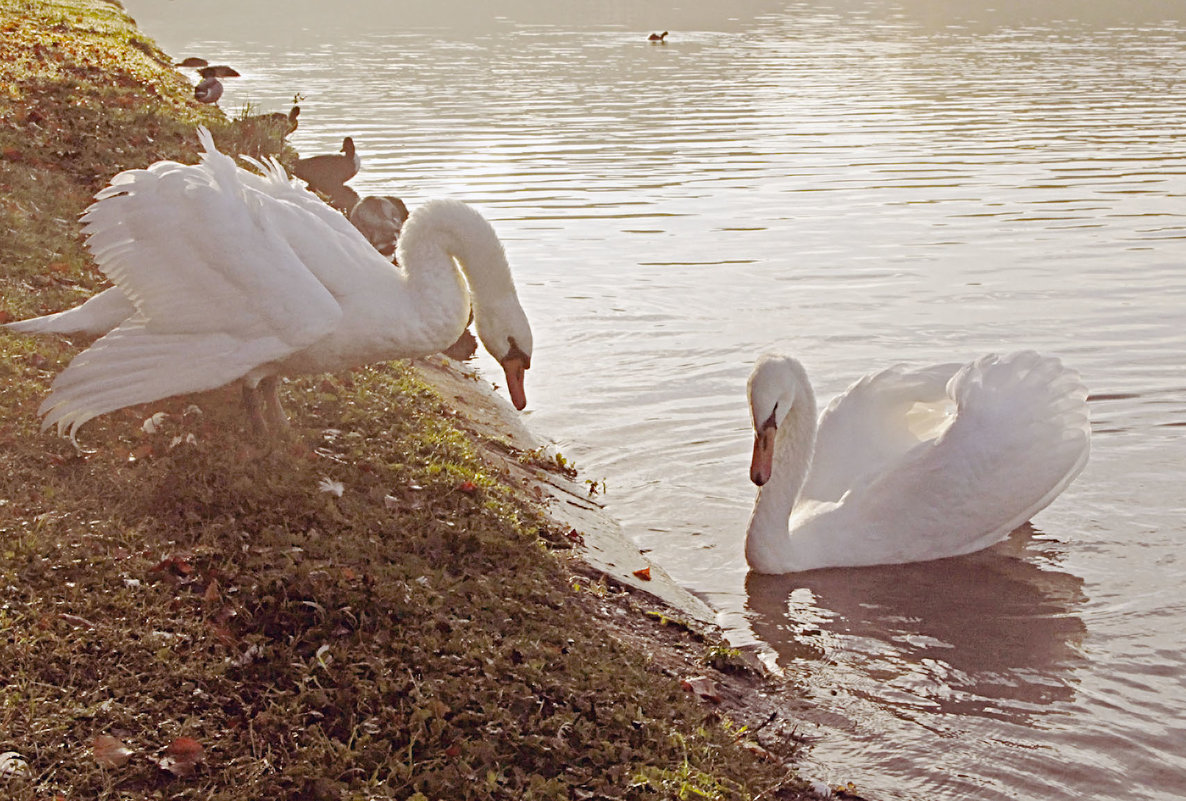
[193,76,222,104]
[293,136,359,196]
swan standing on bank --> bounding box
[7,127,533,441]
[744,351,1090,574]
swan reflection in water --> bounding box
[745,527,1088,723]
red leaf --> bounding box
[151,556,193,578]
[632,566,652,581]
[458,480,478,494]
[158,737,204,777]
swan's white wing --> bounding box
[802,361,964,504]
[814,352,1090,565]
[236,152,402,297]
[38,129,347,437]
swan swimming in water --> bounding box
[6,127,533,440]
[744,351,1090,574]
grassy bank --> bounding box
[0,1,822,799]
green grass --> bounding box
[0,1,813,799]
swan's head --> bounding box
[475,302,533,411]
[340,137,355,156]
[747,353,807,486]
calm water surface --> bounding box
[125,1,1186,797]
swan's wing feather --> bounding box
[4,286,134,337]
[39,323,295,440]
[235,153,403,298]
[802,361,963,504]
[833,351,1090,562]
[80,131,342,344]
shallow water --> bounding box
[124,1,1186,797]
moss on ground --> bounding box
[0,1,819,799]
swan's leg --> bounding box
[259,375,290,432]
[242,381,268,435]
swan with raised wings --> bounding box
[6,127,532,441]
[744,351,1090,574]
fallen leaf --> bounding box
[202,579,221,603]
[158,737,204,777]
[126,442,154,462]
[680,675,722,704]
[632,566,652,581]
[59,613,96,629]
[458,480,478,494]
[151,555,193,578]
[92,734,134,768]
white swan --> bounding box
[744,351,1090,574]
[6,127,532,440]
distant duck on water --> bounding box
[648,31,668,42]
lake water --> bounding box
[121,1,1186,798]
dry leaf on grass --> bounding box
[158,737,204,777]
[92,734,134,768]
[680,675,722,704]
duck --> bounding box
[744,351,1090,574]
[349,195,409,258]
[6,127,533,441]
[197,65,241,79]
[648,31,668,42]
[292,137,359,195]
[251,104,300,138]
[193,76,222,104]
[323,183,361,213]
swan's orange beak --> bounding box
[501,355,529,411]
[750,424,776,486]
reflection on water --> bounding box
[747,528,1088,720]
[122,1,1186,799]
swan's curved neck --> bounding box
[396,203,517,319]
[383,204,512,354]
[745,384,818,574]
